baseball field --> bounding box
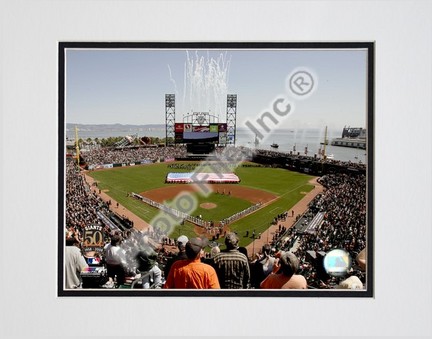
[88,161,315,247]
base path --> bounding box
[245,177,324,258]
[83,173,152,232]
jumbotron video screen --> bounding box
[175,123,228,144]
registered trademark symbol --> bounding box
[289,70,315,96]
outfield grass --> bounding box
[88,162,315,247]
[230,166,314,246]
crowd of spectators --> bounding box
[238,172,367,290]
[65,144,367,290]
[66,156,184,288]
[254,148,366,170]
[82,145,187,167]
[323,158,366,170]
[283,173,367,288]
[65,157,112,240]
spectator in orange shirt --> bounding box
[164,237,220,289]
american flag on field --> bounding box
[166,172,240,183]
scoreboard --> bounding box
[175,123,228,144]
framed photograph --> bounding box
[59,42,374,297]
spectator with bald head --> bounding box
[260,251,307,289]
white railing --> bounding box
[131,192,209,227]
[220,202,262,226]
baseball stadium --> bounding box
[63,93,369,294]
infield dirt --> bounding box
[139,184,277,205]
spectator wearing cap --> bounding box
[260,251,307,289]
[164,237,220,289]
[212,232,250,289]
[164,235,189,278]
[135,247,162,289]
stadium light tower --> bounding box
[165,94,175,146]
[226,94,237,145]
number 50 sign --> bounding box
[82,225,105,253]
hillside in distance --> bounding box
[66,123,166,131]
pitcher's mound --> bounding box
[200,202,217,209]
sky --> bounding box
[65,47,368,131]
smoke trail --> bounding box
[167,64,179,99]
[170,50,232,117]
